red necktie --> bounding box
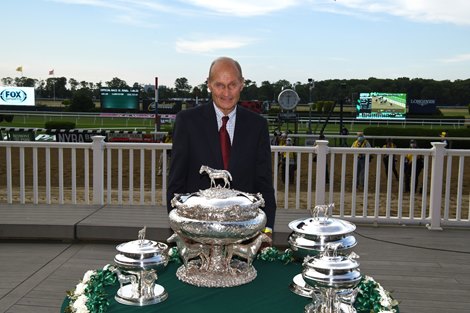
[219,116,231,170]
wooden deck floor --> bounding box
[0,204,469,313]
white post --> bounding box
[315,140,329,206]
[428,142,446,230]
[92,136,106,205]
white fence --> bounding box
[1,137,469,229]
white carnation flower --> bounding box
[72,294,89,312]
[74,282,87,296]
[82,270,96,283]
[363,275,373,283]
[169,247,179,257]
[379,290,391,306]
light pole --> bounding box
[308,78,314,134]
[339,82,347,138]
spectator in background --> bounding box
[351,132,371,187]
[271,130,281,145]
[279,131,287,146]
[157,131,172,175]
[440,131,448,148]
[404,139,424,193]
[282,137,296,184]
[341,126,349,146]
[382,138,399,180]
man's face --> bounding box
[207,60,244,115]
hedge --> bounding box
[363,127,470,149]
[44,121,76,130]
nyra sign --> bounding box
[0,87,35,106]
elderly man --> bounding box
[167,57,276,237]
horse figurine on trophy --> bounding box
[167,233,211,270]
[199,165,232,188]
[225,233,272,269]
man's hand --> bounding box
[260,228,273,249]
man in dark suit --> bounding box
[167,56,276,235]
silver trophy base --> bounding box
[290,273,317,298]
[176,259,257,287]
[115,284,168,306]
[305,301,356,313]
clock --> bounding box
[278,89,299,111]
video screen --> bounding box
[356,92,406,120]
[100,88,139,111]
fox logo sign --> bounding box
[0,88,28,104]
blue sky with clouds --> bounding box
[1,0,469,88]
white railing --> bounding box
[1,137,469,229]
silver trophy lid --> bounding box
[288,204,356,236]
[114,227,168,269]
[170,166,265,221]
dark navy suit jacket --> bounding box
[167,103,277,229]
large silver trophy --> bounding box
[168,165,270,287]
[111,227,169,306]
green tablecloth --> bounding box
[62,260,312,313]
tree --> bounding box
[36,79,46,98]
[1,77,14,86]
[14,76,37,87]
[68,78,79,91]
[195,83,209,99]
[158,85,174,99]
[259,81,275,102]
[69,88,95,112]
[175,77,191,97]
[106,77,129,88]
[45,77,68,98]
[241,79,258,100]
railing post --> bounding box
[428,142,446,230]
[315,140,329,205]
[92,136,106,205]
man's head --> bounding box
[410,139,417,148]
[207,57,244,115]
[357,132,365,142]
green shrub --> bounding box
[323,101,335,113]
[44,120,76,130]
[315,101,324,113]
[364,127,470,149]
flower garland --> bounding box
[65,247,398,313]
[257,246,295,263]
[354,275,400,313]
[65,264,117,313]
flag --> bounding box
[16,66,23,72]
[49,69,54,75]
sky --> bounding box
[1,0,469,88]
